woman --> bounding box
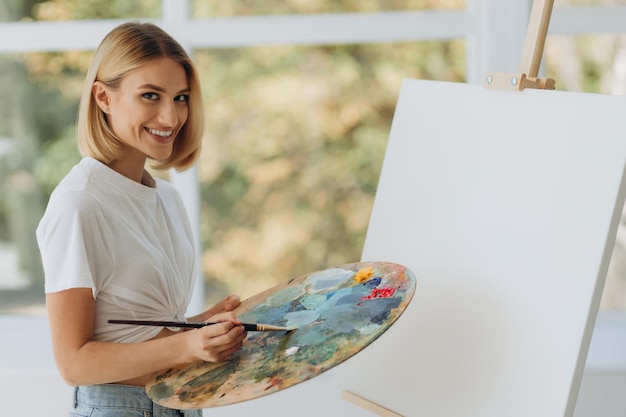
[36,22,246,416]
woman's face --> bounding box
[94,57,190,167]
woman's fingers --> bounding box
[222,294,241,311]
[187,296,242,325]
[206,311,241,326]
[207,295,241,316]
[192,322,247,362]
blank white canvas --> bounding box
[337,79,626,417]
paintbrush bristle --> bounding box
[255,323,296,332]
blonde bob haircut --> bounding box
[77,22,203,171]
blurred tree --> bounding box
[0,0,44,262]
[196,40,466,302]
[30,0,160,20]
[0,0,39,21]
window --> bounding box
[0,50,84,314]
[0,0,470,315]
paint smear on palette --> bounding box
[299,293,326,310]
[146,261,416,410]
[306,268,354,292]
[358,287,396,305]
[283,310,320,328]
[354,266,373,283]
[265,284,306,307]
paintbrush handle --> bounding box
[109,319,205,329]
[107,319,289,332]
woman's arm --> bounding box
[47,288,246,386]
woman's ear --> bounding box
[92,81,111,114]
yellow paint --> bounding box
[354,266,373,283]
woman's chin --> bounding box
[148,147,174,162]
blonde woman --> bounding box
[36,22,246,416]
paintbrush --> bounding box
[108,319,294,332]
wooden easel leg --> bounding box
[520,0,555,77]
[341,390,404,417]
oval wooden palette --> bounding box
[146,261,416,409]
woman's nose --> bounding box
[158,101,178,126]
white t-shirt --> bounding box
[36,157,197,343]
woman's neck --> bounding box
[107,156,154,187]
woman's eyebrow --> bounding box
[138,84,190,94]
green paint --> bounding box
[178,361,237,402]
[149,381,174,400]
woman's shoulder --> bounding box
[47,158,105,213]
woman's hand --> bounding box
[184,295,246,362]
[189,294,241,323]
[184,311,247,363]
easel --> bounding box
[342,1,557,415]
[484,0,556,91]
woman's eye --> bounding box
[142,92,159,100]
[175,94,189,102]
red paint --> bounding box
[265,376,283,391]
[358,287,395,305]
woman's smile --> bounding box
[145,127,176,144]
[146,127,174,139]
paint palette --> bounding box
[146,261,416,409]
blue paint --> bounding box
[299,293,327,310]
[283,310,320,328]
[306,268,354,292]
[364,277,382,288]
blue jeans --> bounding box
[69,384,203,417]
